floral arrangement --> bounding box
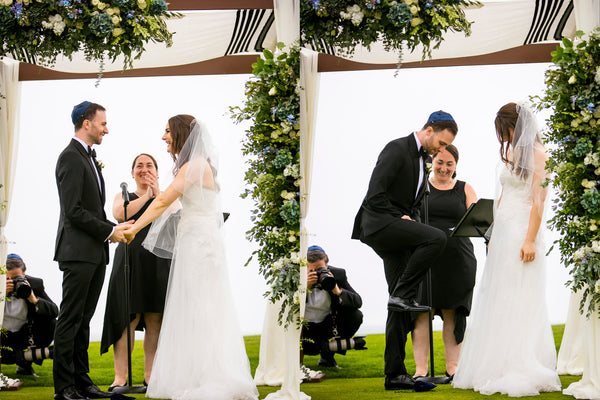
[0,0,181,69]
[300,0,481,59]
[231,43,302,328]
[534,28,600,316]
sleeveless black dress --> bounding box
[100,194,171,354]
[416,180,477,343]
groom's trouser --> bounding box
[363,218,446,377]
[53,261,105,393]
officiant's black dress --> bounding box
[100,194,171,354]
[416,180,477,343]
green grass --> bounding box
[0,325,581,399]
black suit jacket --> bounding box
[25,275,59,348]
[326,266,362,312]
[352,134,427,239]
[54,139,114,265]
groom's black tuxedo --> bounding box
[53,138,114,393]
[352,133,446,378]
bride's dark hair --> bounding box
[495,102,518,169]
[168,114,195,161]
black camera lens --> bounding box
[12,276,32,299]
[315,268,336,291]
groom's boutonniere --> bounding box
[95,159,105,170]
[425,162,432,175]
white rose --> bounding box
[351,11,364,26]
[53,21,65,35]
[290,252,300,264]
[111,15,120,24]
[592,241,600,253]
[91,0,99,5]
[409,5,419,14]
[112,27,124,37]
[270,130,279,139]
[137,0,147,9]
[0,0,13,5]
[97,2,107,10]
[268,87,277,96]
[411,17,423,27]
[568,75,576,84]
[574,247,586,260]
[288,235,296,242]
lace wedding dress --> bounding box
[453,166,561,397]
[146,186,258,400]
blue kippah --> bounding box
[308,245,325,253]
[6,253,22,261]
[427,110,454,123]
[71,101,92,125]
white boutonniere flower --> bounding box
[96,159,105,170]
[425,162,432,174]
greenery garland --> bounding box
[0,0,181,69]
[231,43,302,328]
[534,29,600,317]
[300,0,481,59]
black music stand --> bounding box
[449,199,494,244]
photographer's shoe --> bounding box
[318,353,340,369]
[16,363,38,378]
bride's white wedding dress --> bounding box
[453,166,561,397]
[146,186,258,400]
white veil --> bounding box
[143,119,223,258]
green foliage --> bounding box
[0,0,182,70]
[230,43,302,328]
[300,0,481,59]
[533,28,600,316]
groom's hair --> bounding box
[74,103,106,131]
[422,120,458,136]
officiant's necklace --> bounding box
[429,177,455,189]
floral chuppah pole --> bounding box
[535,27,600,399]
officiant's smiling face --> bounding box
[432,148,456,182]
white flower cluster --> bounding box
[340,4,364,26]
[280,190,297,200]
[284,163,300,179]
[584,152,600,175]
[266,227,299,243]
[42,14,66,35]
[582,178,597,189]
[271,252,301,270]
[573,240,600,261]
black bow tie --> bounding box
[419,147,429,160]
[87,146,96,159]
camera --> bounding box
[10,275,32,299]
[315,268,336,291]
[321,336,367,353]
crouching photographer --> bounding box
[2,254,58,376]
[302,245,365,369]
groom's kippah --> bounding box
[308,245,325,253]
[71,101,92,125]
[427,110,454,123]
[6,253,22,261]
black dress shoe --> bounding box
[384,374,415,390]
[387,296,430,312]
[318,353,340,369]
[78,384,112,399]
[54,386,90,400]
[16,363,38,377]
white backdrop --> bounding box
[4,63,571,343]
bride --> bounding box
[123,115,258,400]
[452,103,561,397]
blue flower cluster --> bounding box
[273,149,293,169]
[424,0,434,8]
[365,0,381,9]
[10,2,23,19]
[272,105,295,123]
[572,92,597,112]
[280,199,299,225]
[150,0,168,15]
[113,0,130,6]
[581,187,600,214]
[387,2,412,26]
[573,137,594,158]
[89,12,113,36]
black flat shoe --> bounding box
[387,296,430,313]
[107,385,124,392]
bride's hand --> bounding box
[520,240,536,263]
[123,226,137,244]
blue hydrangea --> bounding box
[126,10,136,19]
[424,0,434,9]
[587,102,597,113]
[573,137,594,158]
[273,149,293,169]
[89,12,114,36]
[150,0,168,15]
[581,187,600,214]
[387,2,412,26]
[113,0,130,6]
[280,199,299,225]
[10,2,23,19]
[308,0,320,9]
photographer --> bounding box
[303,245,365,368]
[2,254,58,376]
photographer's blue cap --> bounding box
[6,253,22,261]
[308,245,325,253]
[427,110,454,123]
[71,101,92,125]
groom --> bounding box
[53,101,128,400]
[351,111,457,390]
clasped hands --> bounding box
[109,221,137,244]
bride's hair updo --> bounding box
[495,102,518,167]
[168,114,195,160]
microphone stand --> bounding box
[113,188,147,395]
[418,180,452,385]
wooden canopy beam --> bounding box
[167,0,273,10]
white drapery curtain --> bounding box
[253,1,310,400]
[0,57,21,328]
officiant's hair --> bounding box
[167,114,195,160]
[74,103,105,131]
[422,120,458,136]
[131,153,158,171]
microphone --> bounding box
[120,182,130,204]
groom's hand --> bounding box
[109,220,134,243]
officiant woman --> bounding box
[411,144,477,380]
[101,153,171,390]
